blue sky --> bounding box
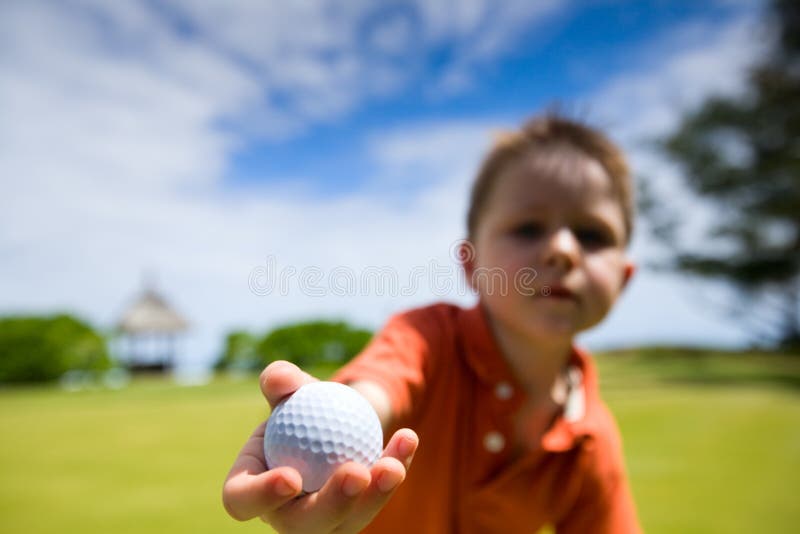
[0,0,769,371]
[228,1,755,194]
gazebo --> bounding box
[116,287,188,373]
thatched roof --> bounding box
[117,289,188,334]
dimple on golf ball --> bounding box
[264,381,383,492]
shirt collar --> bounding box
[458,303,516,387]
[541,346,600,452]
[458,304,603,452]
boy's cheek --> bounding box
[587,252,630,288]
[584,264,624,304]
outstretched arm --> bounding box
[222,361,418,534]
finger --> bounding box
[335,456,408,532]
[382,428,419,469]
[268,462,371,530]
[259,361,317,408]
[318,431,418,533]
[223,466,303,521]
[223,422,303,521]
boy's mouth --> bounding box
[538,285,577,300]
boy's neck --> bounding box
[487,316,574,398]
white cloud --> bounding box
[368,14,415,56]
[589,16,767,143]
[368,120,493,180]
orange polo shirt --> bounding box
[334,303,640,533]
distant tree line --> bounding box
[0,313,373,383]
[216,320,373,372]
[0,314,111,383]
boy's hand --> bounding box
[222,361,419,534]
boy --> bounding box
[223,114,641,533]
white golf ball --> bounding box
[264,381,383,492]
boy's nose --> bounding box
[542,228,580,271]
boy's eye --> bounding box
[511,222,544,239]
[574,227,613,247]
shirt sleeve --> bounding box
[555,416,641,534]
[332,307,442,424]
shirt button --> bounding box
[494,381,513,400]
[483,431,506,453]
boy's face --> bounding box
[464,149,635,343]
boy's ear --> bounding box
[621,260,636,291]
[459,240,477,292]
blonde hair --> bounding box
[467,114,634,244]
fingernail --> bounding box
[275,478,296,497]
[342,475,366,497]
[377,471,402,493]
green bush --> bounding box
[215,330,260,371]
[255,321,373,369]
[0,314,111,383]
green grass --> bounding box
[0,377,272,533]
[595,348,800,533]
[1,351,799,533]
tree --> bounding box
[215,330,260,371]
[653,0,800,347]
[0,314,111,383]
[255,320,373,369]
